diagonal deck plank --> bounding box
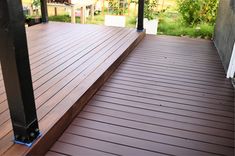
[0,22,144,155]
[47,35,234,156]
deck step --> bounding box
[0,22,145,156]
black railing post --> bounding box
[137,0,144,31]
[0,0,40,145]
[40,0,48,23]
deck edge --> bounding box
[25,30,145,156]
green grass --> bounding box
[126,16,137,28]
[48,14,105,25]
[86,15,104,25]
[158,11,214,39]
[48,14,137,28]
[49,15,75,23]
[48,10,214,39]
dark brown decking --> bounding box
[0,22,144,155]
[47,35,234,156]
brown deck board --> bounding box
[0,22,144,155]
[71,117,232,155]
[83,103,234,139]
[87,99,234,131]
[80,106,233,147]
[49,142,118,156]
[46,151,67,156]
[64,125,228,156]
[102,83,234,110]
[47,35,234,156]
[107,76,233,102]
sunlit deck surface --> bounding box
[0,22,144,155]
[47,35,234,156]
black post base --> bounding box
[14,120,40,145]
[137,28,145,32]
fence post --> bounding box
[137,0,144,31]
[71,4,76,23]
[40,0,48,23]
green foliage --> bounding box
[108,0,128,15]
[130,0,138,4]
[32,0,40,7]
[200,0,219,24]
[25,15,33,20]
[48,14,105,25]
[126,16,136,27]
[177,0,218,25]
[130,0,159,20]
[48,0,215,39]
[158,11,214,39]
[144,0,159,20]
[49,15,73,23]
[177,0,201,25]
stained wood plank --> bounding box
[82,103,234,139]
[71,117,233,155]
[58,133,166,156]
[50,142,118,156]
[64,125,222,156]
[113,72,233,97]
[46,151,67,156]
[92,95,234,130]
[107,76,233,101]
[79,109,234,147]
[101,83,234,111]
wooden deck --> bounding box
[47,35,234,156]
[0,22,145,155]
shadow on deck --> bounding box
[47,35,234,156]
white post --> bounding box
[91,4,95,21]
[71,4,76,24]
[80,6,86,24]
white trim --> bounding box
[104,15,126,27]
[227,42,235,78]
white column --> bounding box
[71,4,76,24]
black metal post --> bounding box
[40,0,48,23]
[137,0,144,31]
[0,0,40,145]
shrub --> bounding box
[200,0,219,24]
[108,0,128,15]
[130,0,159,20]
[32,0,40,8]
[157,12,214,39]
[144,0,159,20]
[177,0,218,25]
[177,0,201,25]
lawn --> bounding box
[49,14,137,28]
